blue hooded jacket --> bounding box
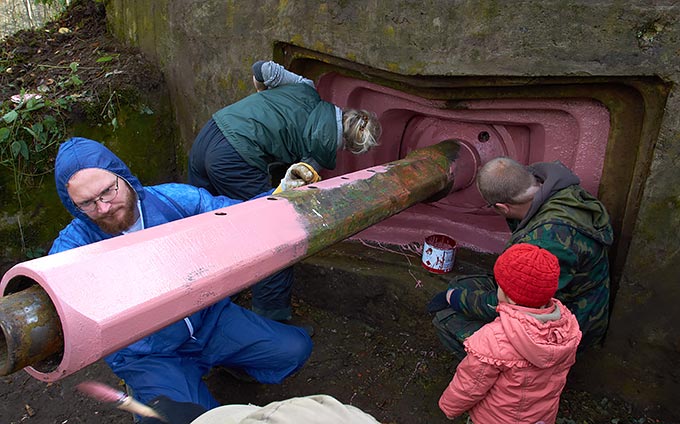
[48,138,312,409]
[50,137,249,357]
[50,137,243,253]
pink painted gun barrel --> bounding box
[0,139,461,382]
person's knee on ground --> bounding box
[240,322,312,384]
[431,307,489,360]
[205,303,312,385]
[431,310,467,360]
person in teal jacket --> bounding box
[188,61,382,321]
[50,137,312,410]
[429,157,613,359]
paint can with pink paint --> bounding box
[421,234,456,274]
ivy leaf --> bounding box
[55,98,70,108]
[3,110,18,123]
[32,122,45,141]
[23,123,46,143]
[42,115,57,129]
[69,62,79,72]
[96,56,114,63]
[10,140,29,160]
[0,127,9,142]
[21,140,30,159]
[24,100,45,112]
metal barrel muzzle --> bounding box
[0,285,63,376]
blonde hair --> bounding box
[476,157,538,205]
[342,109,381,154]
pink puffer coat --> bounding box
[438,299,582,424]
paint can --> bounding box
[421,234,456,274]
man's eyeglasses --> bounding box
[74,177,119,212]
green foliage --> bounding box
[96,53,120,63]
[0,54,124,255]
[0,86,73,253]
[32,0,105,9]
[0,58,117,204]
[0,93,70,188]
[68,61,83,87]
[101,91,120,130]
[33,0,72,7]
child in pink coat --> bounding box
[438,243,582,424]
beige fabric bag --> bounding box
[192,394,381,424]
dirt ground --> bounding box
[0,243,674,424]
[0,1,676,423]
[0,0,162,120]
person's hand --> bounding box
[252,60,268,92]
[273,163,321,193]
[285,163,320,188]
[137,395,207,424]
[252,75,267,92]
[427,289,454,314]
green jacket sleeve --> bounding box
[447,274,499,321]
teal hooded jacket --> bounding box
[212,83,338,173]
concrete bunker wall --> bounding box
[104,0,680,414]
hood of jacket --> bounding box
[496,300,582,369]
[512,161,613,246]
[517,161,579,228]
[55,137,145,222]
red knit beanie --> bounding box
[494,243,560,307]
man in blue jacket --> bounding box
[50,137,313,410]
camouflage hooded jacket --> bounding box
[453,161,613,348]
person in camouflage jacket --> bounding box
[429,157,613,359]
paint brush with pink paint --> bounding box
[76,380,166,421]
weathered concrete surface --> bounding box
[104,0,680,414]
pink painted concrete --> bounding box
[316,73,610,252]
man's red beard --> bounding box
[92,191,138,234]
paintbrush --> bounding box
[76,380,166,422]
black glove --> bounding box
[427,290,451,314]
[138,395,208,424]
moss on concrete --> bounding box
[0,92,177,268]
